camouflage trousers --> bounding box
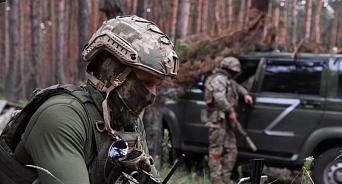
[208,124,237,184]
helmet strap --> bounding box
[86,66,133,140]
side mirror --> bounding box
[197,81,204,91]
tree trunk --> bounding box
[0,3,5,81]
[187,3,194,35]
[24,0,31,97]
[176,0,190,40]
[78,0,91,81]
[64,0,71,84]
[126,0,132,14]
[19,0,26,97]
[268,1,272,24]
[101,0,126,19]
[67,0,75,84]
[153,0,163,30]
[303,0,312,40]
[291,0,297,46]
[5,0,19,102]
[4,2,9,81]
[201,0,208,33]
[273,0,279,32]
[72,0,79,84]
[215,0,222,34]
[338,1,342,46]
[312,0,323,43]
[238,0,245,26]
[167,0,178,43]
[330,0,339,48]
[143,87,166,157]
[227,0,233,27]
[56,0,66,84]
[220,0,224,28]
[245,0,252,26]
[42,0,49,88]
[194,0,202,34]
[254,0,270,12]
[51,0,56,84]
[209,0,215,36]
[131,0,138,15]
[279,0,288,44]
[91,0,98,35]
[28,0,42,96]
[136,0,147,18]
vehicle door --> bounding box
[179,79,209,153]
[246,58,327,155]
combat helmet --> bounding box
[83,15,179,81]
[82,15,179,140]
[219,57,241,73]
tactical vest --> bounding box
[204,72,239,108]
[0,84,143,184]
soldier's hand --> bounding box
[229,112,237,123]
[244,94,253,105]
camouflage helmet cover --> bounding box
[83,15,179,81]
[219,57,241,72]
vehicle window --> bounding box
[261,60,323,96]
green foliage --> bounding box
[176,41,191,51]
[76,79,86,86]
[302,156,314,184]
[162,129,171,167]
[18,98,28,105]
[335,150,342,160]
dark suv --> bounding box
[163,52,342,183]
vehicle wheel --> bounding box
[312,147,342,184]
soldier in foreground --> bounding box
[0,16,178,184]
[201,57,253,184]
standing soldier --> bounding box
[201,57,253,184]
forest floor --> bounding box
[156,155,302,184]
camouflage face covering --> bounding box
[108,71,155,130]
[87,52,155,131]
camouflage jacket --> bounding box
[201,68,248,127]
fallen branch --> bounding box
[292,38,306,58]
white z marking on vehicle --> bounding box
[256,97,300,136]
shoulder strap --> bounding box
[2,84,93,151]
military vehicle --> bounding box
[162,52,342,183]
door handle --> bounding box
[301,100,321,107]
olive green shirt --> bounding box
[14,93,158,184]
[14,94,96,184]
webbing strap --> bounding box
[102,67,133,140]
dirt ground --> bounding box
[262,166,303,184]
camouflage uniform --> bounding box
[201,57,248,184]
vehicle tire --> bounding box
[312,147,342,184]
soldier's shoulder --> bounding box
[210,73,228,84]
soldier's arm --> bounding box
[17,99,93,184]
[232,80,249,96]
[211,75,234,114]
[232,80,253,104]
